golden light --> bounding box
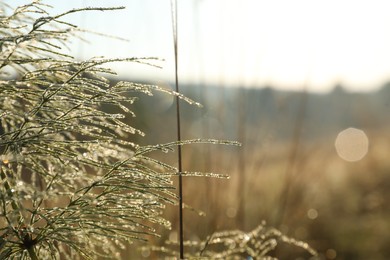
[335,128,369,162]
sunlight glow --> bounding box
[197,0,390,91]
[19,0,390,92]
[335,128,369,162]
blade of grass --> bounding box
[170,0,184,258]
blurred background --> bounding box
[10,0,390,259]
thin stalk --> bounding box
[26,246,39,260]
[170,0,184,258]
[236,90,247,230]
[0,168,21,215]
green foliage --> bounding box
[0,1,187,258]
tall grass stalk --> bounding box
[237,90,248,230]
[170,0,184,258]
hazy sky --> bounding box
[8,0,390,92]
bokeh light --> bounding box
[335,128,369,162]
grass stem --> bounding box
[171,0,184,258]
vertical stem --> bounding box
[236,90,247,230]
[1,168,21,214]
[170,0,184,258]
[27,246,39,260]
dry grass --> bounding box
[125,124,390,259]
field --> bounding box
[124,84,390,259]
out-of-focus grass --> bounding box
[153,128,390,260]
[123,85,390,259]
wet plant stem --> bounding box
[171,0,184,258]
